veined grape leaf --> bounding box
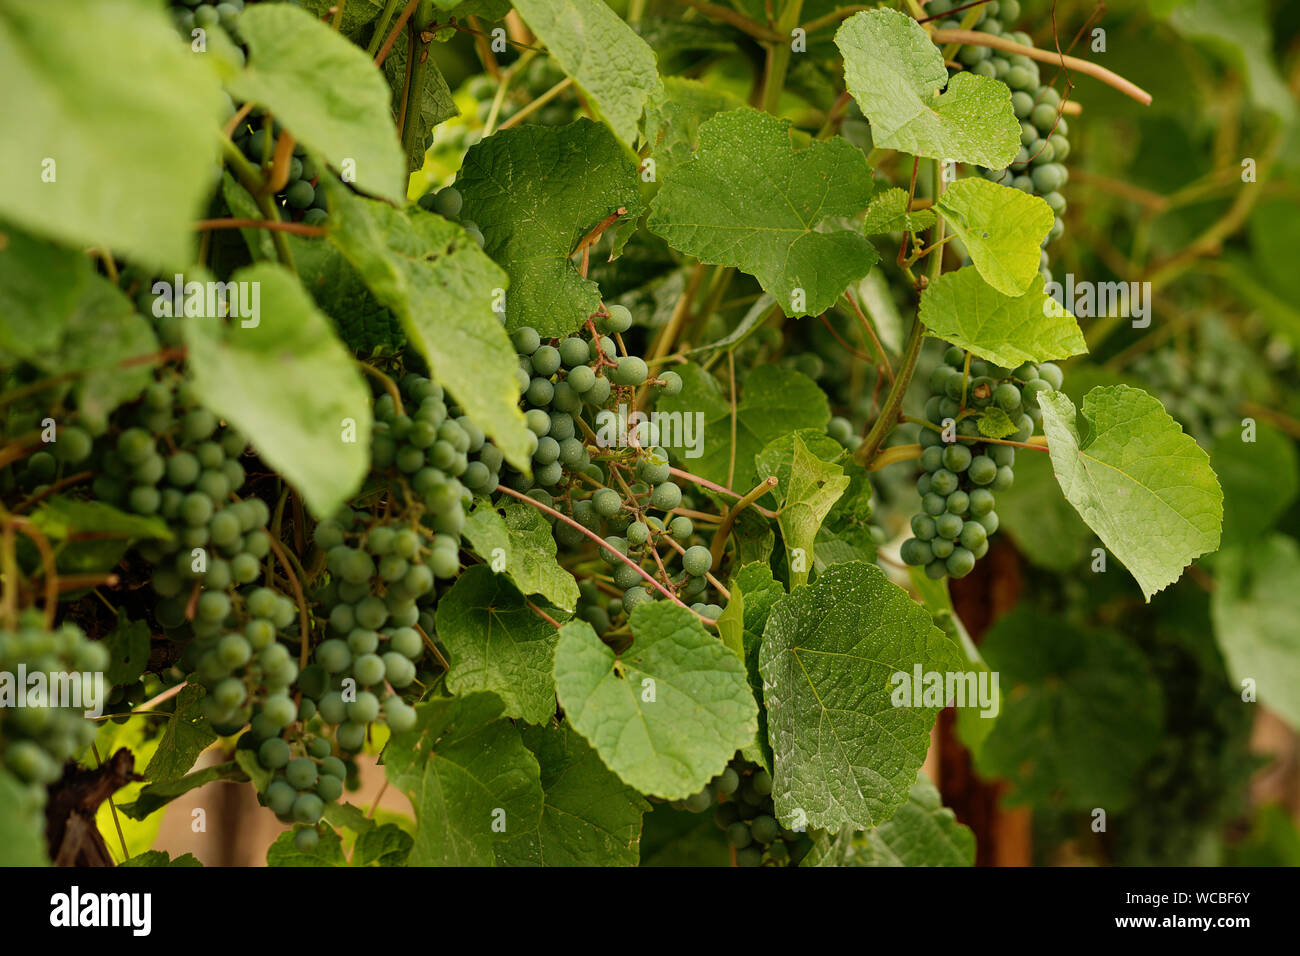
[553,604,757,799]
[863,187,937,235]
[29,497,171,544]
[778,434,850,589]
[462,500,580,612]
[144,684,217,783]
[936,178,1054,296]
[1212,425,1299,548]
[816,461,880,572]
[858,771,975,866]
[1039,386,1223,600]
[267,827,347,867]
[182,262,372,519]
[754,428,845,507]
[498,724,651,866]
[836,8,1020,168]
[225,4,407,203]
[383,692,543,866]
[1211,536,1300,732]
[759,561,963,831]
[718,563,785,773]
[290,235,405,355]
[324,179,533,472]
[0,0,225,268]
[974,608,1163,810]
[511,0,663,149]
[647,109,878,318]
[644,77,747,184]
[919,268,1086,367]
[119,762,239,821]
[975,406,1017,440]
[655,362,830,491]
[456,119,643,338]
[435,566,562,725]
[352,824,414,867]
[998,448,1092,572]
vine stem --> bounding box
[134,681,186,714]
[853,314,924,466]
[525,598,561,630]
[366,0,403,56]
[866,443,922,472]
[496,484,716,627]
[497,77,574,132]
[415,622,451,671]
[356,362,405,415]
[709,476,778,573]
[266,536,312,668]
[665,0,781,42]
[9,517,59,628]
[91,743,131,863]
[761,0,804,114]
[930,29,1152,105]
[374,0,420,67]
[842,288,894,384]
[668,467,779,519]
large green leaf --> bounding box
[0,0,225,268]
[759,562,964,831]
[461,500,580,612]
[435,566,562,725]
[775,434,850,589]
[498,724,651,866]
[144,685,217,783]
[1211,536,1300,732]
[647,109,878,318]
[553,604,757,799]
[919,268,1085,367]
[862,187,937,235]
[324,180,532,471]
[655,363,830,491]
[643,77,747,183]
[858,772,974,866]
[290,235,405,355]
[974,608,1163,810]
[936,178,1054,296]
[0,227,93,359]
[383,692,543,866]
[456,119,643,338]
[836,8,1020,167]
[182,263,372,518]
[1039,386,1223,600]
[511,0,663,149]
[225,3,407,202]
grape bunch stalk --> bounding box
[900,346,1061,580]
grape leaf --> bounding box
[435,566,562,725]
[647,109,878,318]
[1211,536,1300,732]
[975,406,1017,440]
[758,561,963,831]
[655,363,830,491]
[144,685,217,783]
[290,236,405,355]
[862,187,937,235]
[498,724,651,866]
[643,77,747,183]
[119,850,203,868]
[29,497,171,544]
[753,428,845,507]
[352,824,414,867]
[225,3,407,203]
[974,608,1163,810]
[383,692,543,866]
[512,0,664,149]
[777,434,850,589]
[182,262,372,519]
[119,762,238,820]
[101,613,151,688]
[267,827,347,867]
[919,268,1086,367]
[380,34,457,173]
[1039,385,1223,600]
[0,0,225,268]
[553,604,757,800]
[323,180,533,472]
[220,172,276,263]
[836,8,1020,168]
[719,563,784,772]
[936,178,1055,296]
[456,119,643,338]
[462,500,581,612]
[858,772,975,866]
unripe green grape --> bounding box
[968,456,998,486]
[612,355,648,386]
[930,537,955,559]
[900,538,932,566]
[946,547,976,578]
[959,520,988,552]
[659,370,683,396]
[650,481,682,511]
[682,545,712,577]
[922,493,946,516]
[945,489,970,515]
[292,792,324,825]
[258,737,291,770]
[603,304,633,333]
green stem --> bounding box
[399,25,432,167]
[761,0,804,115]
[854,314,925,467]
[367,0,404,56]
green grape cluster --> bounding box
[0,616,105,789]
[89,379,272,610]
[168,0,246,39]
[369,371,506,538]
[929,0,1070,272]
[899,346,1062,580]
[176,586,300,734]
[674,758,813,867]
